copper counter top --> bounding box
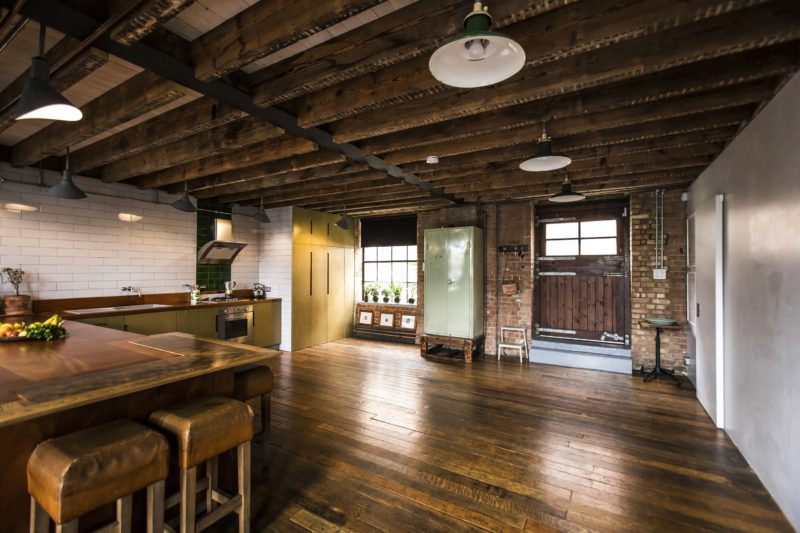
[60,297,281,319]
[0,321,280,427]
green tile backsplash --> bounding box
[196,200,231,291]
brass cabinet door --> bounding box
[343,247,355,336]
[124,311,177,335]
[253,301,281,347]
[176,308,218,339]
[309,245,328,346]
[75,315,125,330]
[326,247,345,342]
[292,207,311,245]
[292,244,312,350]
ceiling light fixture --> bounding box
[16,23,82,122]
[335,208,349,230]
[548,175,585,203]
[429,2,525,89]
[48,147,87,199]
[520,122,571,172]
[171,181,196,213]
[426,155,440,164]
[253,197,271,223]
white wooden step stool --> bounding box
[497,327,529,362]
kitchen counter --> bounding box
[61,297,282,319]
[0,321,281,531]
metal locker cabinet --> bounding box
[424,226,484,338]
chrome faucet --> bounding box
[121,286,142,297]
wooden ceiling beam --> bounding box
[297,0,796,127]
[191,0,384,82]
[109,0,196,45]
[11,71,188,167]
[98,117,283,182]
[132,136,320,188]
[284,187,428,211]
[0,37,108,131]
[343,201,451,216]
[355,64,784,153]
[70,97,244,172]
[250,0,569,106]
[313,196,450,213]
[193,161,368,199]
[386,105,755,167]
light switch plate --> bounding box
[652,268,667,280]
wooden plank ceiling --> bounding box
[0,0,798,217]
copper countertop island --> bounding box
[0,321,281,531]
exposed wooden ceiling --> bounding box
[0,0,798,217]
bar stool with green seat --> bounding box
[231,364,273,466]
[149,396,254,533]
[27,419,169,533]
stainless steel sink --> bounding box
[64,303,172,315]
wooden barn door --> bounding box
[535,201,630,345]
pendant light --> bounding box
[335,208,349,230]
[48,147,86,199]
[16,23,82,122]
[429,2,525,88]
[171,181,196,213]
[548,175,585,203]
[520,122,571,172]
[253,197,271,223]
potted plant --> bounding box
[380,286,391,303]
[390,284,403,303]
[407,286,416,305]
[367,284,380,303]
[1,267,30,316]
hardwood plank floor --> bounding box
[210,338,792,532]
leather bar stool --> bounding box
[231,364,273,466]
[149,396,253,533]
[27,419,168,533]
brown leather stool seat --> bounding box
[150,396,253,533]
[27,419,168,532]
[232,364,273,466]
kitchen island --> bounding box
[0,320,280,532]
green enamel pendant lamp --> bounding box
[548,175,585,203]
[429,2,526,88]
[520,122,572,172]
[16,24,82,122]
[171,181,196,213]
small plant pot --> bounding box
[394,297,401,303]
[372,296,379,302]
[407,298,415,304]
[383,297,389,303]
[3,295,31,316]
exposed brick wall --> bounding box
[355,302,417,329]
[630,190,688,370]
[416,203,534,356]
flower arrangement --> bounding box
[1,267,24,296]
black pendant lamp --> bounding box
[171,182,196,213]
[520,122,571,172]
[253,197,271,223]
[335,208,349,230]
[48,147,86,199]
[16,23,82,122]
[549,175,585,203]
[429,2,525,88]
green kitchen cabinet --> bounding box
[176,307,219,339]
[123,311,177,336]
[253,301,281,347]
[73,315,125,330]
[424,226,484,339]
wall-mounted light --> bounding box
[118,213,143,222]
[4,202,38,212]
[16,23,82,122]
[429,2,525,88]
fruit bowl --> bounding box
[0,315,67,342]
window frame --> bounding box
[544,219,620,257]
[362,245,417,305]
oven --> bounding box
[217,305,253,344]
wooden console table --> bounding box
[421,334,484,364]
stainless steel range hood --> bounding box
[197,218,247,265]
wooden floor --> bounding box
[211,339,791,532]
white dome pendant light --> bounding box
[429,2,525,89]
[520,122,572,172]
[16,23,82,122]
[548,175,585,203]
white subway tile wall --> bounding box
[230,213,262,288]
[258,206,293,351]
[0,163,260,300]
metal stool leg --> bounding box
[180,466,197,533]
[147,480,165,533]
[29,498,48,533]
[261,394,271,468]
[237,442,251,533]
[55,521,78,533]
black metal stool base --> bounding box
[643,366,683,385]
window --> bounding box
[544,219,618,256]
[362,245,417,304]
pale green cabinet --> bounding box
[74,315,125,330]
[176,308,219,339]
[424,226,484,339]
[123,311,177,336]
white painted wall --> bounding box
[0,163,263,300]
[689,71,800,529]
[258,206,293,351]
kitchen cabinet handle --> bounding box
[310,251,313,295]
[327,252,330,295]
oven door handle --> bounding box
[223,313,252,320]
